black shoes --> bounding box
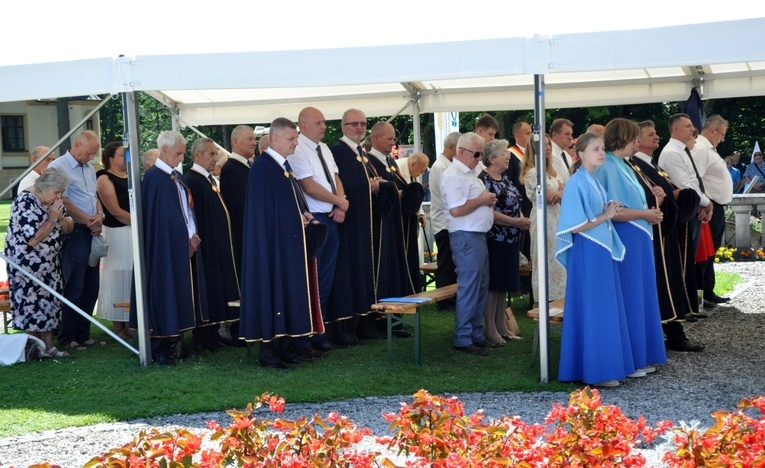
[666,339,705,352]
[153,351,176,366]
[294,347,325,359]
[453,344,488,356]
[704,294,730,304]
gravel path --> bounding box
[1,261,763,467]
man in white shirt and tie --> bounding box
[550,118,575,182]
[290,106,348,356]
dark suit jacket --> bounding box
[220,157,249,278]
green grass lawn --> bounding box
[0,199,9,247]
[0,297,576,437]
[0,196,747,438]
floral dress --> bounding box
[478,171,522,292]
[4,191,65,332]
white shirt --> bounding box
[17,171,39,193]
[369,148,390,167]
[441,159,494,233]
[693,135,733,205]
[659,137,710,207]
[155,158,197,238]
[229,152,250,168]
[429,153,452,233]
[340,135,364,155]
[290,133,339,213]
[550,140,571,183]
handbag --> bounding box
[88,233,108,267]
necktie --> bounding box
[684,147,706,194]
[207,173,218,187]
[560,151,570,169]
[171,170,194,207]
[315,145,336,194]
[358,145,378,178]
[284,160,310,213]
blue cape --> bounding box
[595,153,652,239]
[556,168,625,268]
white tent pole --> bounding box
[0,95,114,199]
[534,74,550,383]
[122,91,152,366]
[1,252,138,354]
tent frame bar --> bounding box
[0,95,114,199]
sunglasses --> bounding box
[459,147,483,159]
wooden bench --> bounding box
[371,283,458,364]
[419,262,438,291]
[526,296,565,365]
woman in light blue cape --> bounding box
[555,132,635,387]
[595,118,668,374]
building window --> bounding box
[1,115,26,152]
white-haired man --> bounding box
[18,146,55,193]
[441,132,497,356]
[131,131,206,365]
[430,131,460,302]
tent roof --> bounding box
[2,17,765,124]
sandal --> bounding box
[44,347,71,358]
[116,330,133,342]
[66,341,87,350]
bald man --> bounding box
[48,131,103,350]
[368,122,417,301]
[141,148,159,171]
[17,146,55,193]
[395,151,428,291]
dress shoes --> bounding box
[453,344,489,356]
[666,339,704,352]
[704,294,730,304]
[473,341,489,348]
[281,355,304,365]
[688,311,709,319]
[682,315,698,323]
[312,342,334,352]
[153,352,176,367]
[294,347,325,359]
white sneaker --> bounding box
[627,370,647,378]
[592,380,620,387]
[638,366,657,374]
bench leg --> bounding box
[387,313,394,363]
[414,311,421,365]
[530,320,539,367]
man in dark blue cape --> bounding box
[130,131,207,365]
[186,138,241,351]
[239,118,317,368]
[326,109,381,345]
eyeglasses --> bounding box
[713,127,726,142]
[343,121,367,128]
[459,147,483,159]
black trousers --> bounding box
[434,229,457,287]
[696,201,725,294]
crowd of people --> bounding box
[2,108,740,382]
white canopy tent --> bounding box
[2,10,765,378]
[2,18,765,122]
